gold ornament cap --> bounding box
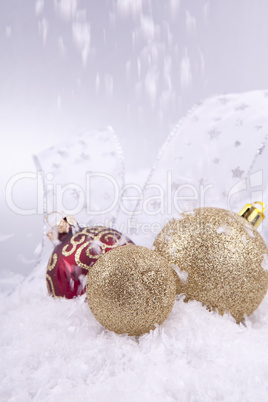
[238,202,265,228]
[46,212,79,243]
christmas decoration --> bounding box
[153,203,268,322]
[46,215,134,298]
[86,244,176,336]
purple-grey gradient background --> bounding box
[1,0,268,276]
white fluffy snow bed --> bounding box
[1,267,268,402]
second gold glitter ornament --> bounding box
[86,244,176,336]
[154,203,268,322]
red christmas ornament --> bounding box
[46,216,134,298]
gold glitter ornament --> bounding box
[86,244,176,336]
[153,205,268,322]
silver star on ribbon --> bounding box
[232,166,244,178]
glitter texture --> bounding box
[154,208,268,322]
[86,245,176,336]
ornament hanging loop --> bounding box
[252,201,265,213]
[46,211,63,228]
[238,201,265,228]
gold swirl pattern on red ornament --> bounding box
[47,253,58,271]
[60,227,127,271]
[75,241,91,269]
[46,274,56,296]
[101,232,121,244]
[62,232,87,256]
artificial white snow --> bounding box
[69,277,75,291]
[1,260,268,402]
[245,225,255,238]
[5,26,12,38]
[78,274,87,289]
[242,236,248,244]
[171,264,188,283]
[118,235,129,246]
[164,233,173,243]
[183,210,195,216]
[89,239,104,253]
[180,50,192,88]
[140,15,156,40]
[95,73,100,93]
[72,21,91,66]
[54,0,77,21]
[116,0,143,18]
[57,94,62,111]
[57,36,67,57]
[203,1,210,20]
[35,0,45,16]
[0,233,14,242]
[261,254,268,271]
[216,226,231,235]
[145,68,158,105]
[175,213,185,221]
[104,74,114,97]
[169,0,180,15]
[38,18,49,45]
[185,10,196,35]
